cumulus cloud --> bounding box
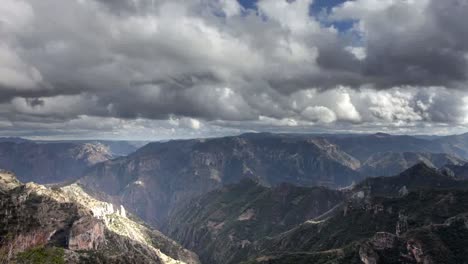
[302,106,337,123]
[0,0,467,138]
[330,0,468,87]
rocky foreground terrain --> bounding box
[164,163,468,264]
[0,170,199,264]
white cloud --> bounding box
[220,0,242,17]
[333,89,362,122]
[345,46,366,60]
[302,106,337,123]
[0,0,467,138]
[0,0,34,32]
[258,0,318,34]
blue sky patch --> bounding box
[237,0,258,10]
[236,0,353,33]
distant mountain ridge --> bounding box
[79,135,362,226]
[359,151,464,177]
[3,133,468,230]
[3,132,468,263]
[325,132,468,161]
[0,141,112,184]
[0,138,151,184]
[0,137,32,144]
[78,133,468,226]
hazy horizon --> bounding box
[2,130,467,142]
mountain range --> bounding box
[0,138,147,184]
[164,163,468,264]
[77,133,468,226]
[2,132,468,263]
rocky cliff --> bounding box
[0,170,199,264]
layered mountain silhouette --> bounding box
[77,133,468,226]
[2,133,468,263]
[165,163,468,264]
[163,179,344,264]
[0,141,112,184]
[0,138,147,184]
[359,151,464,177]
[78,135,363,225]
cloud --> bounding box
[330,0,468,87]
[0,0,467,138]
[302,106,337,123]
[0,44,43,91]
[219,0,242,17]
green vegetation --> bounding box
[15,247,65,264]
[241,244,362,264]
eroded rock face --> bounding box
[359,244,379,264]
[0,172,200,264]
[359,233,397,264]
[404,238,439,264]
[0,170,21,191]
[68,217,105,251]
[369,232,397,250]
[4,230,56,259]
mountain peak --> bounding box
[399,162,440,177]
[356,161,467,197]
[373,132,392,137]
[0,137,31,143]
[0,170,21,192]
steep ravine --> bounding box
[163,164,468,264]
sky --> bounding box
[1,0,468,140]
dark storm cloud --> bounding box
[0,0,468,138]
[330,0,468,88]
[363,9,468,87]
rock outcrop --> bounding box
[68,217,105,251]
[0,171,200,264]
